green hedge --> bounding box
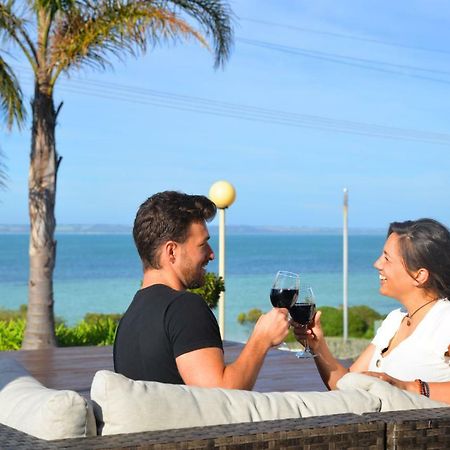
[237,305,385,340]
[0,313,121,351]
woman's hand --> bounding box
[291,310,324,352]
[362,371,410,392]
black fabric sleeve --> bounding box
[165,292,223,358]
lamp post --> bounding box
[343,188,349,342]
[209,180,236,339]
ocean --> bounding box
[0,233,398,342]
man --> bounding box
[114,191,289,389]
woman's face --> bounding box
[373,233,418,300]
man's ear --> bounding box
[164,241,177,264]
[414,268,429,286]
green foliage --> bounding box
[0,304,27,321]
[237,304,386,340]
[0,313,120,350]
[237,308,263,325]
[83,312,122,325]
[237,308,297,342]
[56,317,117,347]
[318,305,385,338]
[189,272,224,309]
[0,318,26,350]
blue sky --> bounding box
[2,0,450,229]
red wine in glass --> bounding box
[270,288,298,308]
[270,271,299,350]
[289,303,316,325]
[290,286,317,359]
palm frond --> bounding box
[49,0,209,76]
[0,56,26,129]
[164,0,234,68]
[0,0,37,68]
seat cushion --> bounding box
[91,370,381,435]
[0,358,96,440]
[337,372,449,411]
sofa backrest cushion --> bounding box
[91,370,381,435]
[337,373,449,411]
[0,358,96,440]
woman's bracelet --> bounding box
[415,379,430,397]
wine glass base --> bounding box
[295,350,317,359]
[277,342,290,351]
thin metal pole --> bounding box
[343,188,349,342]
[218,208,226,339]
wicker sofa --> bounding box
[1,408,450,449]
[1,358,449,449]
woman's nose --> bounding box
[373,256,382,270]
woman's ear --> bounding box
[414,268,429,286]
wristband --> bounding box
[415,379,430,397]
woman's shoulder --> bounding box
[428,298,450,319]
[383,307,406,323]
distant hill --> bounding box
[0,224,384,235]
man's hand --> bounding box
[252,307,290,348]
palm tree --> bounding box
[0,0,233,349]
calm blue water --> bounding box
[0,233,397,341]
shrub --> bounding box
[83,312,122,325]
[236,308,298,343]
[56,317,117,347]
[237,308,263,325]
[237,304,386,340]
[0,304,28,321]
[189,272,224,309]
[0,318,26,351]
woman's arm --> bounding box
[363,371,450,405]
[292,310,375,390]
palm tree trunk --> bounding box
[22,82,59,349]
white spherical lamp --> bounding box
[209,180,236,209]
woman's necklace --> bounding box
[405,298,438,326]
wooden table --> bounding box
[0,341,332,397]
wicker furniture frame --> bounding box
[1,407,449,449]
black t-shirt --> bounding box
[113,284,223,384]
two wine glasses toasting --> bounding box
[270,270,316,358]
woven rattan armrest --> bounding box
[1,407,449,449]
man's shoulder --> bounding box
[137,284,206,306]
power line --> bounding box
[240,17,450,56]
[17,71,450,146]
[237,37,450,85]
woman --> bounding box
[293,218,450,404]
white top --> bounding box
[368,299,450,381]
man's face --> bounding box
[177,221,214,289]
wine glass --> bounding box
[270,271,299,350]
[289,286,316,358]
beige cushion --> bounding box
[0,358,96,440]
[91,370,381,435]
[337,373,449,411]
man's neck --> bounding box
[141,269,185,291]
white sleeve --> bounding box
[429,305,450,359]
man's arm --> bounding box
[176,307,289,389]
